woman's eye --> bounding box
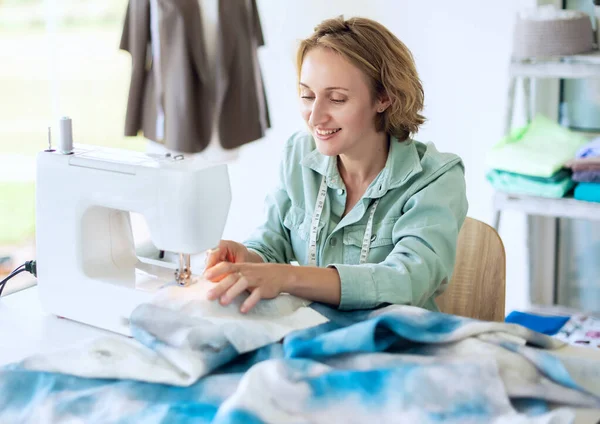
[331,98,346,104]
[301,96,315,101]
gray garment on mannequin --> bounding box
[120,0,270,153]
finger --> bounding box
[205,247,226,270]
[241,287,261,314]
[221,274,249,305]
[204,247,218,268]
[204,261,235,282]
[207,272,239,301]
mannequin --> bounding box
[146,0,240,164]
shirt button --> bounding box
[330,237,338,247]
[337,189,344,195]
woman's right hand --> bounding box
[204,240,251,281]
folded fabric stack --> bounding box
[566,138,600,203]
[486,168,574,198]
[486,115,587,198]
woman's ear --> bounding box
[376,94,391,113]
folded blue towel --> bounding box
[505,311,570,335]
[574,182,600,203]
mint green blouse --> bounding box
[244,131,468,311]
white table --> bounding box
[0,246,194,365]
[0,286,112,366]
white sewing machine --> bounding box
[35,141,231,336]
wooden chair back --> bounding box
[436,217,506,322]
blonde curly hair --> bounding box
[297,16,425,141]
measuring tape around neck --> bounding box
[308,176,379,266]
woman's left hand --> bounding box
[203,262,290,313]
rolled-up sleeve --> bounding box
[330,164,468,310]
[243,147,295,264]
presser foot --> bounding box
[175,253,193,286]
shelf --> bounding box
[493,191,600,222]
[510,50,600,79]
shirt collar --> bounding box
[301,135,423,196]
[300,144,345,189]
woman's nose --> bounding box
[308,99,328,127]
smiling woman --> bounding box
[203,16,469,314]
[296,17,425,144]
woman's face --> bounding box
[299,47,385,157]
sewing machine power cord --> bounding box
[0,260,37,297]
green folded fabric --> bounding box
[487,115,588,178]
[495,168,572,183]
[486,169,575,198]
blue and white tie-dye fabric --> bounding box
[13,283,329,386]
[1,302,599,423]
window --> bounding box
[0,0,144,291]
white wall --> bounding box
[223,0,537,314]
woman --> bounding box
[203,16,468,314]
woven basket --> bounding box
[512,15,595,59]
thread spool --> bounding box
[59,116,73,154]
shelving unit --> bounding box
[505,51,600,134]
[495,50,600,306]
[510,51,600,78]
